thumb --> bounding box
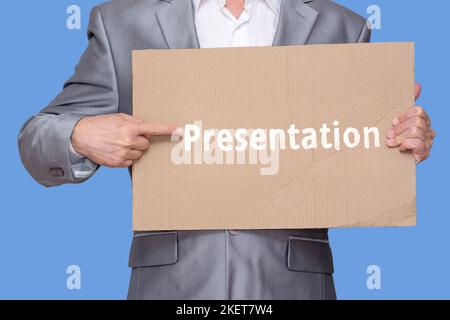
[137,122,179,136]
[415,83,422,101]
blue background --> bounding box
[0,0,448,299]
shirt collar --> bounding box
[192,0,281,17]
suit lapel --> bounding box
[156,0,200,49]
[155,0,318,48]
[273,0,319,46]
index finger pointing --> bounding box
[138,122,179,136]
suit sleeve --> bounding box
[18,6,118,187]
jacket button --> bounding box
[229,230,240,236]
[49,167,65,177]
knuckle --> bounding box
[141,141,150,150]
[117,150,128,161]
[414,106,424,116]
[123,123,136,133]
[120,137,132,146]
[413,117,424,127]
[117,139,129,148]
[120,130,136,145]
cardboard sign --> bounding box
[132,42,416,231]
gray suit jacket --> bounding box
[18,0,370,299]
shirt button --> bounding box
[49,167,65,177]
[229,230,240,236]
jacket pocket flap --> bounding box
[288,236,334,274]
[129,232,178,268]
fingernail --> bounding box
[173,127,185,136]
[387,128,395,138]
[413,154,421,163]
[386,139,393,146]
[393,118,400,126]
[171,127,184,142]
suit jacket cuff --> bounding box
[19,113,95,186]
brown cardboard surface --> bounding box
[132,42,416,231]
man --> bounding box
[18,0,435,299]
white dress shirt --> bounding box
[69,0,281,178]
[194,0,280,48]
